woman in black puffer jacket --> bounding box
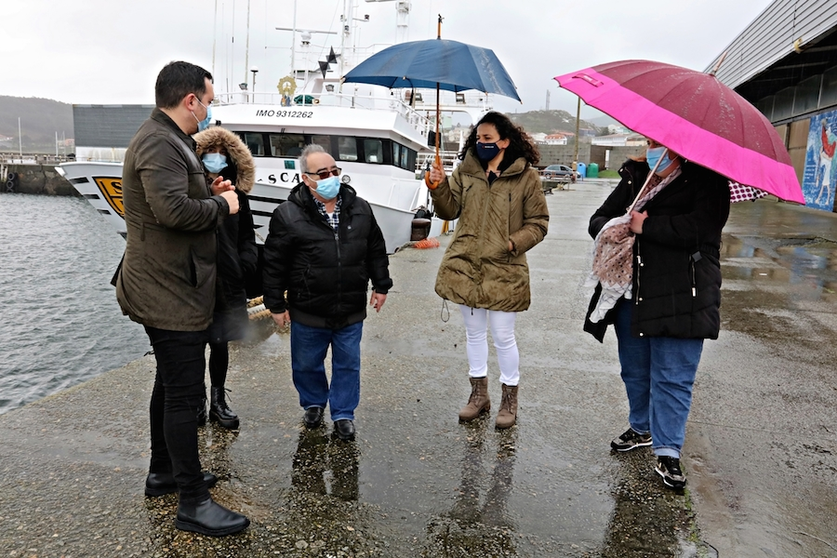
[584,138,730,491]
[194,127,259,430]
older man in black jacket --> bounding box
[263,144,392,441]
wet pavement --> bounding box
[0,181,835,557]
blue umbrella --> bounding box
[342,16,520,188]
[342,39,521,101]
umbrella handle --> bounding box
[627,148,668,213]
[424,153,442,190]
[425,81,443,190]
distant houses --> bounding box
[591,133,645,147]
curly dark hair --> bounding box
[459,111,540,168]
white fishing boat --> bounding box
[58,94,437,252]
[57,1,494,252]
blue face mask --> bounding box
[476,141,501,162]
[194,99,213,132]
[646,146,674,174]
[202,153,228,174]
[312,175,341,200]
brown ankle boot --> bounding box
[459,377,490,421]
[495,384,518,429]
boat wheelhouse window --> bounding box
[364,139,384,164]
[404,147,417,171]
[337,137,358,161]
[310,135,331,151]
[268,133,305,157]
[243,132,265,156]
[392,142,401,167]
[390,141,416,171]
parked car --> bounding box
[541,164,581,181]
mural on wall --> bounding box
[803,109,837,210]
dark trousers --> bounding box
[208,341,229,387]
[145,326,210,504]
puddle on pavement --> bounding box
[722,234,837,299]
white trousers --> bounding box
[459,305,519,386]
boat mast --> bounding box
[244,0,251,92]
[339,0,349,91]
[395,0,410,43]
[212,0,218,77]
[291,0,298,73]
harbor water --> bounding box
[0,194,148,414]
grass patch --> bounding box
[596,169,620,179]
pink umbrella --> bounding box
[554,60,804,204]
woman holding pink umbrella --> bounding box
[583,138,730,490]
[556,58,801,490]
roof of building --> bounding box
[706,0,837,101]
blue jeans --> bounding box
[290,321,363,421]
[613,301,703,458]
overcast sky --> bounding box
[4,0,772,120]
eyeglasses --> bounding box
[305,167,341,180]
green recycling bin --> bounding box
[588,163,599,178]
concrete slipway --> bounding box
[0,180,835,557]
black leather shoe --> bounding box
[145,471,218,497]
[175,498,250,537]
[303,406,324,429]
[333,419,356,441]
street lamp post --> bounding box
[250,66,259,103]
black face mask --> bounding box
[476,142,501,161]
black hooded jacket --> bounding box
[262,182,392,329]
[194,127,259,342]
[584,158,730,342]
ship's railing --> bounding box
[213,91,434,138]
[0,152,75,165]
[416,150,460,175]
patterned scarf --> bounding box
[585,169,680,323]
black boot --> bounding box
[197,396,208,427]
[175,497,250,536]
[145,471,219,497]
[210,386,240,429]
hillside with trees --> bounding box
[507,109,603,136]
[0,96,73,153]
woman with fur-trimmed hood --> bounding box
[194,126,258,430]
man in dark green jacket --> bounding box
[115,61,249,537]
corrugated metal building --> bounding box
[707,0,837,210]
[73,105,154,162]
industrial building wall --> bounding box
[73,105,154,148]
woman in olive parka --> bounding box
[427,111,549,428]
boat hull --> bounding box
[57,161,438,253]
